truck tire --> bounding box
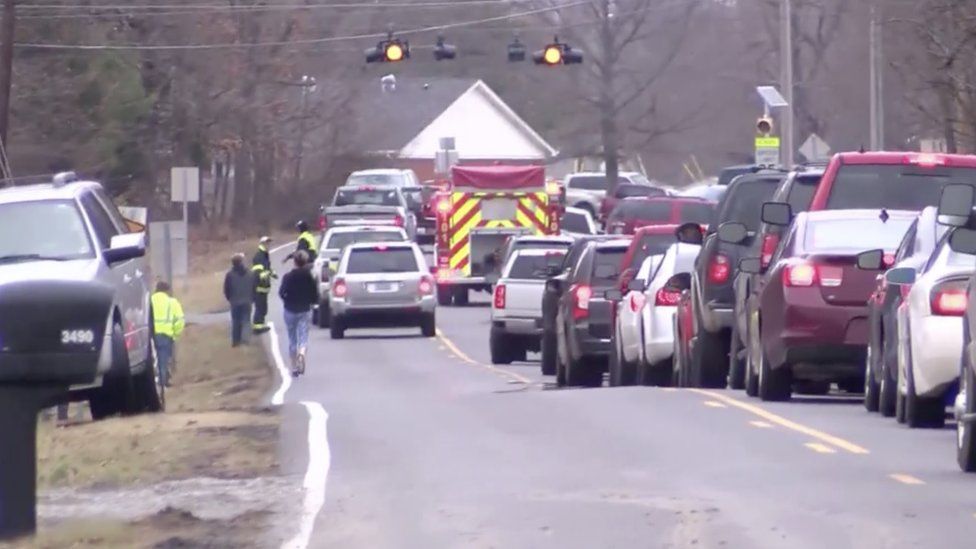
[957,360,976,471]
[420,313,436,338]
[317,302,331,328]
[330,316,346,340]
[757,346,791,402]
[454,287,469,306]
[490,329,513,365]
[540,330,557,376]
[437,284,453,306]
[130,336,164,414]
[89,323,135,420]
[638,359,672,387]
[567,355,602,387]
[904,349,946,428]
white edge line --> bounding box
[281,401,330,549]
[271,242,294,254]
[268,321,292,405]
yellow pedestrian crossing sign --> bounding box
[755,136,781,148]
[755,135,781,167]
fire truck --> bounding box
[432,165,562,306]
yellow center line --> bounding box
[889,473,925,485]
[435,329,532,385]
[704,400,726,408]
[688,389,870,455]
[804,442,837,454]
[749,420,773,429]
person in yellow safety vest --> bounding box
[251,236,276,334]
[151,280,185,388]
[284,220,317,264]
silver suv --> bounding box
[0,173,162,419]
[327,242,436,339]
[564,171,652,218]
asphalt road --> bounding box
[270,285,976,548]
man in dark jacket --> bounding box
[279,250,319,376]
[224,253,256,346]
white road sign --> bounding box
[170,167,200,203]
[799,134,831,162]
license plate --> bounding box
[367,282,397,293]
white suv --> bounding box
[563,171,652,217]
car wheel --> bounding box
[864,344,880,412]
[329,315,346,340]
[541,330,557,376]
[957,359,976,471]
[609,332,635,387]
[420,313,436,338]
[745,312,760,397]
[757,345,791,402]
[566,354,602,387]
[454,287,469,306]
[639,359,672,387]
[317,302,331,328]
[904,347,946,428]
[436,284,453,306]
[89,323,135,420]
[556,348,567,387]
[728,320,746,390]
[691,327,729,389]
[490,329,513,365]
[131,335,164,414]
[879,353,898,417]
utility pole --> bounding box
[0,0,16,154]
[868,2,885,150]
[779,0,794,168]
[294,75,316,188]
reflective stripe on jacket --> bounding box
[151,292,185,339]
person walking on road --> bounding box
[251,236,275,334]
[151,281,185,387]
[278,251,319,377]
[284,220,317,264]
[224,253,256,347]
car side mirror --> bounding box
[717,222,748,245]
[627,278,645,292]
[937,184,975,227]
[604,289,623,301]
[675,222,704,245]
[884,267,916,285]
[664,272,691,292]
[949,227,976,255]
[739,257,762,274]
[104,233,146,265]
[761,201,793,226]
[856,249,884,270]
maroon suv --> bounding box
[741,209,916,401]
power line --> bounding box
[16,0,532,11]
[14,1,589,50]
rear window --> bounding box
[803,217,913,253]
[346,247,418,274]
[562,211,592,234]
[324,230,405,251]
[334,189,400,206]
[610,200,671,222]
[616,184,664,199]
[630,233,677,269]
[718,178,782,231]
[592,248,627,286]
[516,240,571,253]
[568,175,607,191]
[347,173,406,187]
[677,202,714,225]
[825,165,976,210]
[507,252,564,279]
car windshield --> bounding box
[345,247,417,274]
[562,211,592,234]
[610,200,671,222]
[825,165,976,210]
[616,184,664,199]
[346,173,406,187]
[677,202,714,225]
[324,231,405,251]
[718,178,782,231]
[786,174,820,211]
[516,240,571,254]
[630,232,677,269]
[592,248,627,286]
[334,189,400,207]
[804,217,913,252]
[506,252,564,279]
[569,175,608,191]
[0,200,94,261]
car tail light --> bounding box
[931,283,967,316]
[760,234,779,268]
[707,253,731,284]
[393,215,404,227]
[571,284,592,320]
[882,253,895,268]
[629,292,646,312]
[332,278,347,298]
[418,276,434,296]
[783,263,816,287]
[317,215,327,230]
[493,284,506,309]
[655,287,681,306]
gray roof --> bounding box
[350,77,478,153]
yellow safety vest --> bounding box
[151,292,185,339]
[298,231,316,251]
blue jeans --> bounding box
[284,310,310,361]
[154,335,174,386]
[230,304,251,345]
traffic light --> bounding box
[756,115,774,136]
[365,32,410,63]
[507,37,526,62]
[533,37,583,66]
[433,35,456,61]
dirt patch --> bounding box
[11,507,270,549]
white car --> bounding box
[895,235,975,428]
[609,242,700,386]
[489,248,567,364]
[312,226,408,328]
[560,206,598,238]
[344,168,419,188]
[564,171,651,218]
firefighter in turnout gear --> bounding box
[284,220,318,264]
[252,236,275,334]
